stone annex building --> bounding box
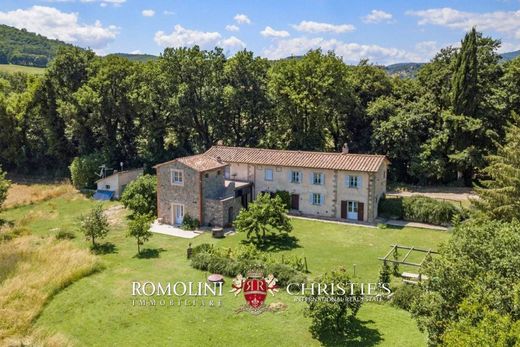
[154,145,389,227]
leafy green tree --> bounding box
[0,167,11,211]
[120,174,157,217]
[473,115,520,221]
[233,193,292,243]
[411,220,520,345]
[221,50,271,147]
[69,152,107,189]
[127,213,154,255]
[305,267,363,344]
[79,205,110,249]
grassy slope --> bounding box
[0,64,45,74]
[0,189,450,346]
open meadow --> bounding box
[0,184,451,346]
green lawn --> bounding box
[0,63,46,74]
[0,192,450,346]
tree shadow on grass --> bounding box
[92,242,118,255]
[316,319,382,347]
[135,248,166,259]
[241,233,301,252]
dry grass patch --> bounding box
[4,183,77,209]
[0,236,101,345]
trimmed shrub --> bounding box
[392,284,422,311]
[181,214,200,231]
[378,197,403,219]
[402,195,459,226]
[379,195,460,226]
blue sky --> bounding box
[1,0,520,64]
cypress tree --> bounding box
[451,27,478,117]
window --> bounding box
[105,184,111,190]
[291,171,301,184]
[312,193,322,205]
[346,175,361,188]
[217,170,221,176]
[171,169,183,185]
[224,166,230,179]
[205,173,209,178]
[265,168,273,181]
[313,172,324,185]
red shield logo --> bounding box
[230,270,279,314]
[243,277,267,309]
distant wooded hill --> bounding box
[0,24,72,67]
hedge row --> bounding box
[190,244,307,287]
[379,195,460,226]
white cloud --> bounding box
[221,36,245,49]
[293,21,355,34]
[260,26,290,38]
[0,6,118,48]
[234,14,251,25]
[363,10,393,24]
[81,0,126,7]
[263,36,420,64]
[142,9,155,17]
[163,10,175,16]
[130,49,142,54]
[225,24,239,32]
[154,24,222,48]
[408,7,520,39]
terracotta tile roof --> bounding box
[204,146,388,172]
[155,154,227,172]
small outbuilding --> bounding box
[94,168,144,200]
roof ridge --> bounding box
[210,145,384,157]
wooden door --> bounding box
[341,201,347,219]
[291,194,299,210]
[358,202,365,221]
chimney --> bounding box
[342,143,349,154]
[216,156,222,163]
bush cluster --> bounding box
[181,214,200,231]
[190,243,307,286]
[274,190,291,210]
[392,284,422,311]
[379,195,460,226]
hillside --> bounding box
[109,53,158,63]
[384,62,425,78]
[0,64,45,74]
[0,24,71,67]
[500,50,520,61]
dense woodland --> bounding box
[1,28,520,187]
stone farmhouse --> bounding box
[154,145,389,227]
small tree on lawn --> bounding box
[233,193,292,244]
[128,213,153,255]
[0,167,11,211]
[79,205,109,249]
[305,267,363,343]
[121,174,157,217]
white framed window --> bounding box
[171,169,184,185]
[311,193,323,205]
[265,168,273,181]
[291,171,301,184]
[346,175,361,188]
[313,172,324,185]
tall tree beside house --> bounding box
[127,213,154,255]
[79,205,110,249]
[221,50,271,147]
[473,115,520,221]
[120,174,157,217]
[233,193,292,244]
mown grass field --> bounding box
[0,185,451,346]
[0,63,46,74]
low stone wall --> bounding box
[203,196,243,227]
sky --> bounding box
[1,0,520,64]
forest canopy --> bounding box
[0,29,519,187]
